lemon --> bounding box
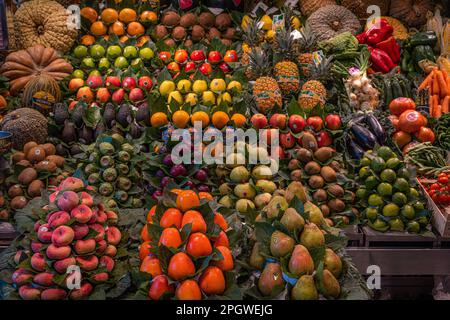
[260,15,272,31]
[185,93,198,106]
[368,194,383,207]
[202,91,216,105]
[177,79,191,93]
[401,205,415,219]
[241,15,252,30]
[377,183,392,196]
[159,80,176,96]
[242,43,251,54]
[210,78,226,92]
[366,207,378,221]
[193,80,208,94]
[291,16,301,30]
[266,30,275,41]
[217,92,232,105]
[168,91,183,104]
[227,80,242,92]
[382,203,399,217]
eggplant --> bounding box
[350,123,377,149]
[347,137,365,159]
[103,103,116,129]
[366,113,386,144]
[71,104,85,127]
[350,114,367,125]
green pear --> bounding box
[256,180,277,194]
[300,223,325,250]
[285,181,308,204]
[219,183,232,195]
[265,195,289,219]
[230,166,250,183]
[254,193,272,209]
[219,195,233,208]
[270,230,295,257]
[324,248,342,278]
[280,208,305,232]
[304,201,325,226]
[288,245,314,276]
[235,199,255,213]
[258,263,285,296]
[291,275,318,300]
[252,164,272,180]
[234,183,256,199]
[319,269,341,298]
[249,242,265,270]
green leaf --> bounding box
[287,97,302,116]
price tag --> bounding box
[285,0,299,7]
[291,29,302,40]
[251,2,268,16]
[312,51,324,67]
[272,14,285,32]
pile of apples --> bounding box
[12,177,122,300]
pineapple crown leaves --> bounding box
[273,28,296,63]
[243,19,264,47]
[298,23,318,53]
[248,44,274,78]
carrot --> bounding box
[435,105,442,118]
[432,73,440,96]
[418,70,435,91]
[436,70,449,98]
[442,96,450,113]
[432,95,440,117]
[443,70,449,82]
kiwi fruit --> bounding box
[28,180,44,197]
[320,166,337,182]
[207,27,221,41]
[320,204,330,217]
[12,152,25,164]
[328,199,346,213]
[23,141,38,156]
[11,196,28,210]
[313,189,328,202]
[304,161,321,175]
[184,39,194,47]
[180,13,197,28]
[198,12,215,29]
[172,26,187,40]
[295,148,313,163]
[161,11,180,27]
[314,147,335,162]
[41,143,56,156]
[46,155,65,168]
[221,38,232,46]
[222,27,235,40]
[8,184,23,198]
[154,25,168,39]
[329,160,341,172]
[301,132,318,151]
[191,25,205,41]
[164,38,176,47]
[328,184,344,198]
[309,175,325,189]
[16,159,32,168]
[27,146,46,163]
[18,167,38,185]
[35,160,57,173]
[290,169,302,181]
[215,13,232,30]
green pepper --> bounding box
[411,45,435,66]
[407,31,437,47]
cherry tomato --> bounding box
[438,176,449,184]
[430,183,440,190]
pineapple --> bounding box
[295,25,317,77]
[273,28,300,95]
[242,20,265,79]
[298,80,326,110]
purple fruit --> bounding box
[194,169,208,181]
[170,164,187,177]
[185,181,195,189]
[152,190,163,200]
[163,154,174,166]
[197,184,210,192]
[161,176,173,188]
[156,170,165,178]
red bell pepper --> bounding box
[376,36,401,64]
[357,18,393,46]
[368,47,396,73]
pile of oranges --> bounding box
[139,189,234,300]
[80,7,157,46]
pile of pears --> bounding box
[249,181,344,300]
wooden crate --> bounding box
[362,226,438,248]
[341,225,364,247]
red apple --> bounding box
[167,62,180,74]
[112,88,125,103]
[223,50,238,63]
[269,113,287,129]
[199,63,213,75]
[288,114,306,133]
[325,114,342,130]
[208,51,222,64]
[280,132,296,149]
[86,76,103,89]
[307,116,324,131]
[68,78,85,92]
[96,87,111,103]
[76,86,94,103]
[184,61,196,73]
[129,87,145,102]
[105,76,121,89]
[138,76,153,90]
[190,50,206,62]
[159,51,171,63]
[219,62,232,73]
[251,113,268,129]
[122,77,136,90]
[174,49,188,63]
[317,131,333,147]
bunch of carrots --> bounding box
[418,67,450,118]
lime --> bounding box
[417,216,429,226]
[377,146,394,161]
[370,156,386,173]
[371,218,387,230]
[368,194,384,207]
[74,45,88,58]
[366,207,378,220]
[139,47,154,60]
[131,58,143,71]
[380,169,396,183]
[359,166,371,179]
[356,188,368,199]
[392,192,407,206]
[81,57,96,69]
[123,46,138,59]
[394,178,410,193]
[407,221,420,233]
[386,157,401,170]
[377,182,393,196]
[89,70,101,77]
[72,69,85,79]
[397,167,411,180]
[360,157,371,167]
[364,151,373,158]
[98,57,110,71]
[409,187,419,199]
[106,45,122,59]
[401,205,415,219]
[413,202,425,212]
[90,44,106,60]
[388,218,404,231]
[382,203,399,217]
[365,176,379,189]
[114,56,129,69]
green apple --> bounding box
[106,45,122,59]
[139,47,154,61]
[81,57,96,69]
[123,46,138,59]
[98,57,111,71]
[90,44,106,60]
[73,45,88,59]
[114,56,129,69]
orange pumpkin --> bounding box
[398,110,427,133]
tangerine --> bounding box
[160,208,183,229]
[212,231,229,248]
[140,224,151,242]
[186,232,213,258]
[168,252,196,280]
[212,111,230,130]
[181,210,206,233]
[191,111,210,128]
[149,275,174,300]
[159,227,182,248]
[139,241,153,261]
[231,113,246,128]
[176,280,202,300]
[101,8,119,24]
[147,205,157,222]
[109,21,126,36]
[198,266,225,295]
[80,7,98,24]
[90,21,107,36]
[119,8,137,23]
[140,256,162,277]
[172,110,190,129]
[127,21,145,37]
[150,112,168,127]
[176,190,200,212]
[212,246,233,271]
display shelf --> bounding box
[341,225,364,247]
[361,226,438,248]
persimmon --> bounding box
[109,21,126,36]
[198,192,213,201]
[231,113,246,128]
[181,210,206,233]
[214,213,228,231]
[127,21,145,37]
[140,256,162,277]
[176,190,200,212]
[168,252,195,280]
[212,111,230,130]
[186,233,212,258]
[392,131,412,149]
[159,228,182,249]
[212,246,234,271]
[191,111,210,128]
[212,231,229,248]
[160,208,183,229]
[101,8,119,24]
[150,112,168,127]
[140,224,151,242]
[199,266,226,295]
[147,205,157,222]
[139,241,153,261]
[149,275,174,300]
[176,279,202,300]
[80,7,98,24]
[119,8,137,23]
[172,110,190,129]
[90,21,107,36]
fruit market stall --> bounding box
[0,0,449,301]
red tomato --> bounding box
[392,131,412,148]
[389,97,416,116]
[388,115,399,131]
[438,176,449,184]
[398,110,427,133]
[415,126,435,143]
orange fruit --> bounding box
[212,111,230,130]
[147,205,157,222]
[181,210,207,233]
[172,110,190,129]
[77,86,94,103]
[214,213,228,231]
[176,279,202,300]
[198,192,213,201]
[103,35,110,41]
[140,11,158,24]
[231,113,246,128]
[191,111,210,128]
[136,35,151,47]
[212,246,234,271]
[159,227,182,249]
[127,21,145,37]
[160,208,183,229]
[119,8,137,23]
[90,21,107,36]
[212,231,229,248]
[168,252,195,281]
[0,95,7,109]
[171,188,183,196]
[140,256,162,277]
[119,35,129,43]
[80,7,98,24]
[80,35,96,46]
[199,266,225,295]
[186,232,213,258]
[109,21,126,36]
[139,241,153,261]
[140,224,151,242]
[150,112,168,127]
[176,190,200,212]
[149,275,174,300]
[101,8,119,24]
